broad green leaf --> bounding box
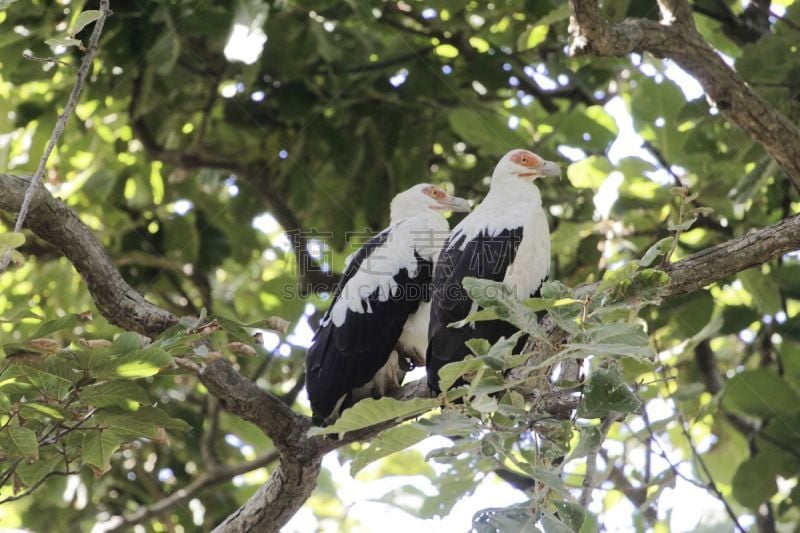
[0,426,38,459]
[94,346,173,379]
[16,453,64,487]
[12,360,74,400]
[45,36,83,48]
[553,501,587,532]
[564,343,654,361]
[542,512,575,533]
[82,429,124,476]
[732,454,780,508]
[32,313,88,338]
[577,369,641,418]
[80,381,150,408]
[71,9,102,34]
[19,401,64,420]
[112,331,142,354]
[448,109,529,156]
[438,357,484,392]
[351,423,429,475]
[566,425,602,463]
[722,369,800,418]
[0,232,25,249]
[739,269,782,315]
[308,397,438,436]
[96,406,191,438]
[474,503,540,533]
[567,156,614,190]
[517,25,548,51]
[638,237,673,267]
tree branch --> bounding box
[568,0,800,193]
[0,0,111,273]
[0,175,177,338]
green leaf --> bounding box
[564,343,654,362]
[94,346,173,379]
[517,25,548,51]
[0,232,25,249]
[308,397,438,436]
[567,156,614,190]
[438,357,484,392]
[722,369,800,418]
[32,313,87,338]
[0,426,39,459]
[16,453,64,487]
[553,501,587,532]
[351,423,429,475]
[96,406,191,439]
[448,109,528,156]
[577,369,641,418]
[638,237,673,267]
[80,381,150,408]
[112,331,141,354]
[71,9,102,34]
[739,269,782,315]
[11,360,74,400]
[566,425,602,463]
[474,503,540,533]
[45,36,83,49]
[82,429,124,476]
[732,454,779,508]
[19,401,65,420]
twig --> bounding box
[579,416,614,506]
[0,470,75,504]
[22,52,78,71]
[0,1,112,273]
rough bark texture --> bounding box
[212,457,323,533]
[568,0,800,193]
[0,174,177,338]
[664,214,800,295]
[3,171,800,529]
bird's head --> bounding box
[390,184,471,221]
[493,149,561,184]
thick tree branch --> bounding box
[568,0,800,193]
[663,213,800,296]
[0,175,176,338]
[195,359,310,454]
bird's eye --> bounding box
[521,157,528,163]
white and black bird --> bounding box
[306,184,470,425]
[426,149,561,393]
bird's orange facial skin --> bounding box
[423,185,447,201]
[510,150,542,168]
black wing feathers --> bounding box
[306,226,432,422]
[426,227,524,393]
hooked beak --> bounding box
[540,160,562,179]
[438,195,471,213]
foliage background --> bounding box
[1,0,799,531]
